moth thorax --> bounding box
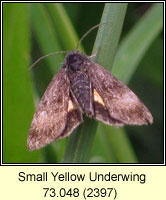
[67,53,85,72]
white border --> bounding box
[1,1,165,166]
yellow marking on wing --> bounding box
[94,89,105,106]
[68,99,75,112]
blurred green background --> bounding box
[3,3,163,163]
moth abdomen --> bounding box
[69,71,93,115]
[64,52,94,116]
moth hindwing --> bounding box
[28,50,153,151]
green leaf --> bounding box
[62,118,98,163]
[92,3,128,70]
[113,3,163,83]
[30,3,63,73]
[3,3,40,163]
[45,3,83,51]
[63,3,128,163]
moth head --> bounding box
[65,51,86,72]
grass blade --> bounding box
[3,3,40,163]
[113,3,163,83]
[46,3,83,51]
[92,3,128,69]
[30,3,63,73]
[63,3,128,163]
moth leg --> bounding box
[88,48,100,59]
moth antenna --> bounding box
[76,21,111,50]
[29,51,67,71]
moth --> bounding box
[28,49,153,151]
[28,22,153,151]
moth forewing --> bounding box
[88,61,153,125]
[92,88,124,126]
[28,69,70,151]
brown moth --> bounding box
[27,50,153,151]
